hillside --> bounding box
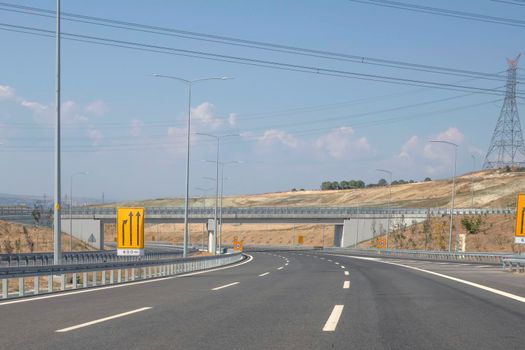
[104,169,525,209]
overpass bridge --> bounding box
[0,206,513,251]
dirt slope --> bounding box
[104,169,525,209]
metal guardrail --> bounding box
[502,257,525,272]
[0,253,244,300]
[0,249,193,268]
[0,206,514,218]
[324,247,512,265]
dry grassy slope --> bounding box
[0,220,91,253]
[105,169,525,208]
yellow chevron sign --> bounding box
[117,207,145,255]
[515,194,525,244]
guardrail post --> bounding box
[48,275,52,293]
[101,271,106,285]
[93,271,97,286]
[83,272,88,288]
[34,276,39,295]
[2,278,7,299]
[117,269,122,283]
[110,270,114,284]
[60,274,65,291]
[18,277,24,297]
[73,273,77,289]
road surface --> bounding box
[1,251,524,349]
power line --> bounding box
[348,0,525,28]
[0,98,499,152]
[491,0,525,7]
[0,22,516,97]
[0,1,511,82]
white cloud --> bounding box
[314,126,371,159]
[87,127,102,146]
[191,102,222,128]
[423,127,464,161]
[130,119,143,137]
[228,113,237,126]
[85,100,109,116]
[259,129,298,148]
[0,85,16,99]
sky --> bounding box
[0,0,524,201]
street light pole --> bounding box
[430,140,458,252]
[471,154,476,208]
[53,0,62,265]
[195,186,213,251]
[218,161,240,253]
[376,169,392,249]
[69,172,87,252]
[152,74,232,258]
[197,133,239,254]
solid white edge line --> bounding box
[259,272,270,277]
[323,305,344,332]
[0,254,254,307]
[212,282,240,291]
[344,271,349,276]
[343,281,350,289]
[340,266,345,269]
[56,307,152,332]
[277,267,284,270]
[329,254,525,304]
[335,262,340,265]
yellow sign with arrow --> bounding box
[515,194,525,244]
[117,207,145,255]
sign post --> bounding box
[117,207,145,256]
[515,194,525,244]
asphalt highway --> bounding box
[1,251,525,349]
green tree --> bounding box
[424,177,432,182]
[377,178,388,186]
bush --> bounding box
[460,215,484,235]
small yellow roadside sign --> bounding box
[297,235,304,245]
[377,237,386,249]
[117,207,145,255]
[515,194,525,244]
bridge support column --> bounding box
[207,219,216,254]
[334,224,344,247]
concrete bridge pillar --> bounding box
[207,219,216,253]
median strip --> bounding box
[323,305,344,332]
[212,282,240,291]
[56,307,152,333]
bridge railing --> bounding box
[0,206,514,218]
[0,253,244,300]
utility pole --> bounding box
[484,54,525,169]
[53,0,62,265]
